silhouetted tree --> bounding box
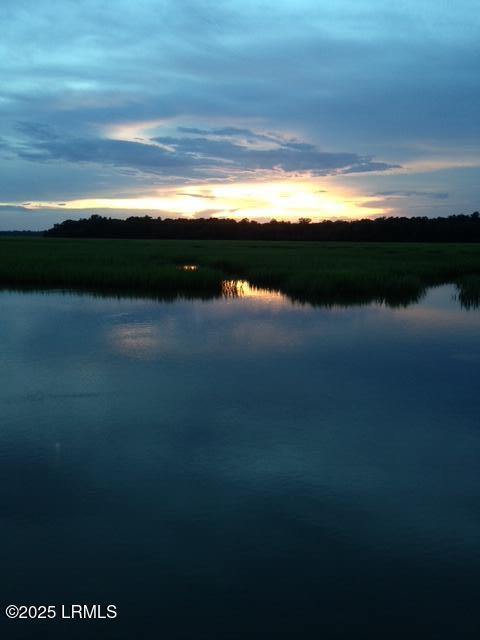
[44,212,480,242]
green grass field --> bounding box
[1,237,480,307]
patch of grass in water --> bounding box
[0,237,479,308]
[456,275,480,309]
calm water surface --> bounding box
[0,285,479,639]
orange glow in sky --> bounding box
[18,180,386,221]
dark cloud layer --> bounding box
[375,190,449,200]
[12,125,398,179]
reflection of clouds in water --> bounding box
[107,316,308,359]
[393,306,480,331]
[105,299,380,360]
[2,287,480,565]
[104,283,304,361]
[389,285,480,331]
[105,284,480,362]
[108,323,177,360]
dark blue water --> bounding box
[0,285,479,639]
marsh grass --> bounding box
[456,275,480,309]
[1,237,480,307]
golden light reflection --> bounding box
[16,179,387,221]
[222,279,286,306]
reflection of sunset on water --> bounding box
[222,279,287,306]
[109,323,167,359]
[104,285,478,361]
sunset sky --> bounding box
[1,0,479,229]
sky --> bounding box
[1,0,480,230]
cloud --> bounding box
[176,191,216,199]
[2,1,480,155]
[15,122,59,141]
[13,123,398,180]
[0,205,226,231]
[0,204,32,212]
[15,136,202,175]
[177,126,283,144]
[0,0,479,218]
[190,208,237,219]
[375,190,449,200]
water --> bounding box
[0,285,479,639]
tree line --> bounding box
[44,212,480,242]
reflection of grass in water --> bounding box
[222,279,242,298]
[222,280,262,298]
[457,275,480,309]
[1,237,480,308]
